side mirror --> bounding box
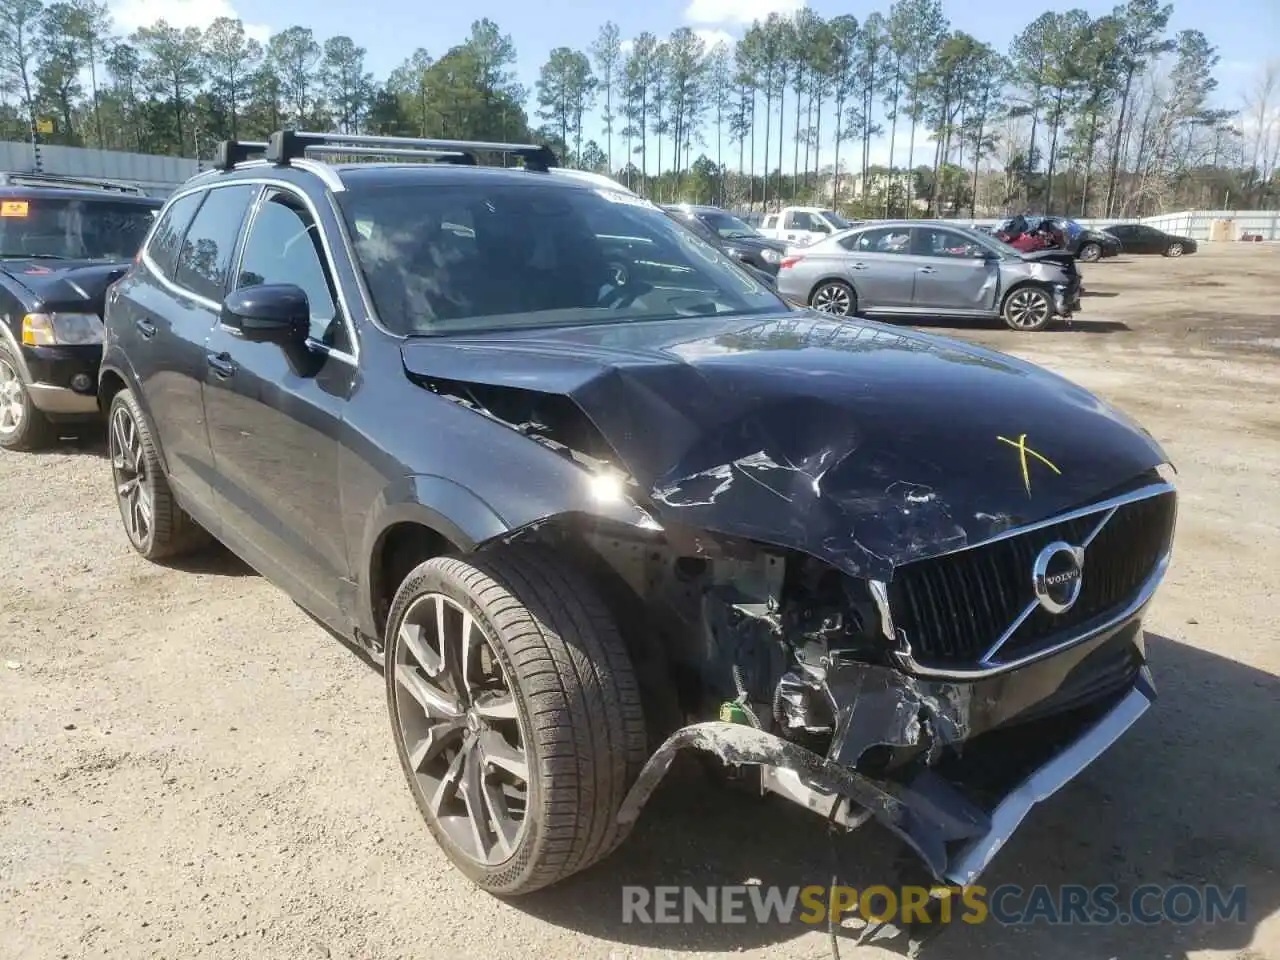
[812,222,832,234]
[221,284,311,344]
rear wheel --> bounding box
[1002,286,1054,332]
[108,389,210,560]
[810,280,856,317]
[1078,241,1102,262]
[1165,242,1184,257]
[0,347,55,452]
[385,547,647,895]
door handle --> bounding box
[135,318,156,339]
[206,352,237,378]
[918,266,936,274]
[849,262,867,270]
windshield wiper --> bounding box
[0,252,72,260]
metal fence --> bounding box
[0,141,198,197]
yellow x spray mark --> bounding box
[997,434,1061,495]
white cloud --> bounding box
[110,0,271,42]
[685,0,804,27]
[693,28,736,51]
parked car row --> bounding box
[1,133,1178,915]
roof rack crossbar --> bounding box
[212,140,268,171]
[266,130,558,171]
[0,171,146,195]
[305,145,476,164]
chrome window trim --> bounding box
[140,177,360,367]
[876,480,1177,680]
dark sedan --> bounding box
[1100,223,1198,257]
[662,204,787,276]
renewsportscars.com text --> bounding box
[621,883,1248,927]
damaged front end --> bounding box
[399,318,1177,886]
[578,480,1174,887]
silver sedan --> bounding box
[776,220,1082,331]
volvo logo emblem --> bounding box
[1032,541,1084,614]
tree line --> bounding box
[0,0,1276,217]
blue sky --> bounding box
[112,0,1277,168]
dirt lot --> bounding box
[2,244,1277,960]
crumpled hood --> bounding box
[2,259,128,312]
[402,313,1168,579]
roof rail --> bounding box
[212,140,268,171]
[0,171,147,195]
[263,130,560,172]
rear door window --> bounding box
[841,227,911,254]
[172,185,257,302]
[146,192,204,278]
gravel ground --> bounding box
[2,244,1277,960]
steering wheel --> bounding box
[599,260,652,310]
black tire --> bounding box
[810,280,857,317]
[385,546,647,895]
[108,388,211,560]
[1077,241,1102,262]
[1165,242,1184,258]
[1002,286,1054,332]
[0,345,56,452]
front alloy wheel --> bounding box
[811,281,856,317]
[0,350,54,451]
[1078,241,1102,262]
[1166,242,1184,257]
[386,549,647,895]
[392,591,531,868]
[1003,287,1054,331]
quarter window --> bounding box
[236,190,343,347]
[146,192,203,278]
[173,185,256,302]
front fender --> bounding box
[355,470,663,639]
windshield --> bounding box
[694,210,760,240]
[0,197,159,260]
[821,210,851,230]
[339,183,785,336]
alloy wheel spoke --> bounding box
[478,767,520,859]
[408,718,466,772]
[458,610,480,704]
[398,620,443,676]
[397,665,463,719]
[477,728,528,782]
[458,741,494,860]
[428,741,468,818]
[472,690,518,721]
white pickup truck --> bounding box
[757,206,856,246]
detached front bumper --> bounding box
[618,624,1155,886]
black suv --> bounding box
[0,172,163,449]
[662,203,787,276]
[100,131,1178,899]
